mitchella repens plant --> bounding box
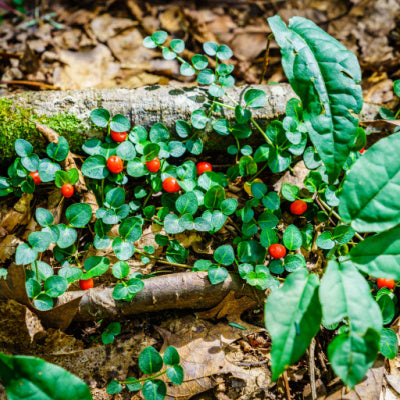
[1,14,400,399]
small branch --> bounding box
[283,371,291,400]
[259,34,274,84]
[1,80,59,90]
[309,338,317,400]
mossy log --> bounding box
[1,84,381,164]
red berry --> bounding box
[359,148,365,154]
[268,244,287,259]
[29,171,41,185]
[79,278,94,290]
[107,155,123,174]
[377,278,395,290]
[196,162,212,176]
[110,130,127,142]
[146,158,161,173]
[61,183,74,198]
[162,177,180,193]
[290,200,308,215]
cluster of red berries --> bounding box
[29,171,75,198]
[377,278,395,290]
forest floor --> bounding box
[1,1,400,399]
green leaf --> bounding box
[208,265,229,284]
[251,182,267,199]
[119,217,142,241]
[253,144,270,163]
[164,214,185,234]
[44,275,68,298]
[31,261,54,281]
[170,39,185,53]
[26,278,41,298]
[339,132,400,232]
[303,146,322,170]
[82,155,109,180]
[126,378,142,392]
[258,210,279,229]
[262,192,280,210]
[260,228,278,248]
[139,347,163,374]
[38,159,61,182]
[349,226,400,279]
[107,380,123,394]
[83,256,110,279]
[0,352,93,399]
[239,155,257,176]
[268,148,291,173]
[33,293,53,310]
[21,154,39,172]
[28,231,52,252]
[328,329,380,389]
[113,238,135,261]
[282,225,303,250]
[150,123,170,142]
[281,183,300,201]
[15,139,33,157]
[46,136,69,161]
[191,110,208,129]
[235,105,251,124]
[180,62,196,77]
[142,380,167,400]
[377,294,395,325]
[59,266,82,283]
[152,30,167,45]
[316,231,335,250]
[284,254,306,272]
[268,15,362,183]
[105,187,125,208]
[167,365,184,385]
[380,328,398,359]
[127,158,147,177]
[175,120,191,138]
[112,261,130,279]
[203,42,218,56]
[237,240,266,264]
[332,225,354,245]
[394,80,400,97]
[204,185,225,209]
[163,346,180,365]
[192,54,209,70]
[265,269,321,381]
[319,261,382,334]
[213,119,230,136]
[15,243,37,265]
[176,192,198,215]
[117,141,136,160]
[214,244,234,265]
[216,44,232,60]
[90,108,110,127]
[220,198,238,215]
[66,203,92,228]
[244,89,266,108]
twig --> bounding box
[260,34,273,84]
[236,359,268,366]
[1,80,59,90]
[309,338,317,400]
[283,371,291,400]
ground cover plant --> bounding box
[1,14,400,400]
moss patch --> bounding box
[0,98,87,164]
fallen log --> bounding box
[57,271,265,322]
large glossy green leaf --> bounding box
[0,352,92,400]
[348,226,400,279]
[319,261,382,334]
[328,329,380,389]
[268,15,362,183]
[339,132,400,232]
[265,268,321,381]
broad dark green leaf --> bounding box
[46,137,69,162]
[328,329,380,389]
[66,203,92,228]
[15,243,38,265]
[339,132,400,232]
[142,380,166,400]
[83,256,110,278]
[380,328,398,359]
[319,261,382,334]
[349,226,400,279]
[265,269,321,381]
[44,276,68,298]
[166,365,184,385]
[139,347,163,374]
[163,346,180,366]
[282,225,302,250]
[268,15,363,183]
[208,265,229,285]
[112,238,135,261]
[214,244,234,266]
[0,352,92,400]
[81,155,109,180]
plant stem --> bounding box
[142,188,154,208]
[249,162,268,183]
[120,370,167,385]
[318,198,364,241]
[136,250,194,269]
[259,34,274,84]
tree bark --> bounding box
[57,271,265,321]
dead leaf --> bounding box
[157,315,269,399]
[0,234,21,263]
[0,264,82,330]
[90,14,137,43]
[54,44,120,90]
[0,193,32,234]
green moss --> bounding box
[0,98,87,164]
